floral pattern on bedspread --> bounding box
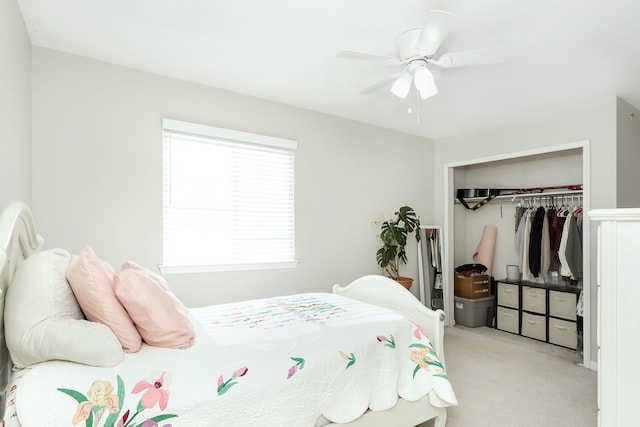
[217,367,249,396]
[338,351,357,369]
[208,294,346,330]
[376,334,396,348]
[58,371,177,427]
[287,357,305,379]
[11,293,457,427]
[408,320,449,381]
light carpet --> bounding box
[421,325,597,427]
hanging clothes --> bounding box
[558,209,572,278]
[420,228,443,310]
[514,205,527,234]
[513,195,582,283]
[514,211,527,272]
[540,209,551,278]
[520,209,534,281]
[565,210,583,280]
[528,206,546,277]
[548,208,565,271]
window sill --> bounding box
[159,260,299,274]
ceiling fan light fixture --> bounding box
[413,65,438,99]
[418,84,438,100]
[390,71,412,99]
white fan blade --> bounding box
[337,50,402,65]
[358,74,403,95]
[430,45,510,68]
[416,9,456,56]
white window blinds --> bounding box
[162,119,297,272]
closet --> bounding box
[443,141,591,368]
[495,191,584,350]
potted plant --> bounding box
[375,206,421,289]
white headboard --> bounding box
[0,203,44,390]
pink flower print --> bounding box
[287,365,298,379]
[232,367,248,379]
[287,357,305,379]
[217,366,249,395]
[376,334,396,349]
[409,320,427,340]
[338,351,356,369]
[141,419,172,427]
[116,409,130,427]
[60,374,178,427]
[132,371,171,411]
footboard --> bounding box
[333,275,446,368]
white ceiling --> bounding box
[17,0,640,139]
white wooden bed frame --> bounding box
[0,202,448,427]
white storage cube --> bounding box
[497,306,519,334]
[522,286,546,314]
[549,317,577,349]
[549,290,577,321]
[521,312,546,341]
[497,282,519,309]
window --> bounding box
[161,119,297,273]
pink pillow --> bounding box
[115,261,194,349]
[66,246,142,353]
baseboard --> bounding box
[579,360,598,371]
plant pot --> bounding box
[395,276,413,290]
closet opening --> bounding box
[443,140,591,370]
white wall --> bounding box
[433,96,618,367]
[31,47,434,307]
[0,0,31,208]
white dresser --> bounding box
[588,208,640,427]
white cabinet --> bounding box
[588,209,640,427]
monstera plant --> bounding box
[376,206,421,289]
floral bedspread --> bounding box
[6,293,457,427]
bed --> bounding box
[0,202,457,426]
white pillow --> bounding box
[4,248,124,368]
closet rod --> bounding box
[499,190,583,201]
[455,189,583,204]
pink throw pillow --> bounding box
[115,261,194,349]
[66,246,142,353]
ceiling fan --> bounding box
[337,9,510,101]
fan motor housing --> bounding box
[396,28,424,60]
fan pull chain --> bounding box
[416,88,421,123]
